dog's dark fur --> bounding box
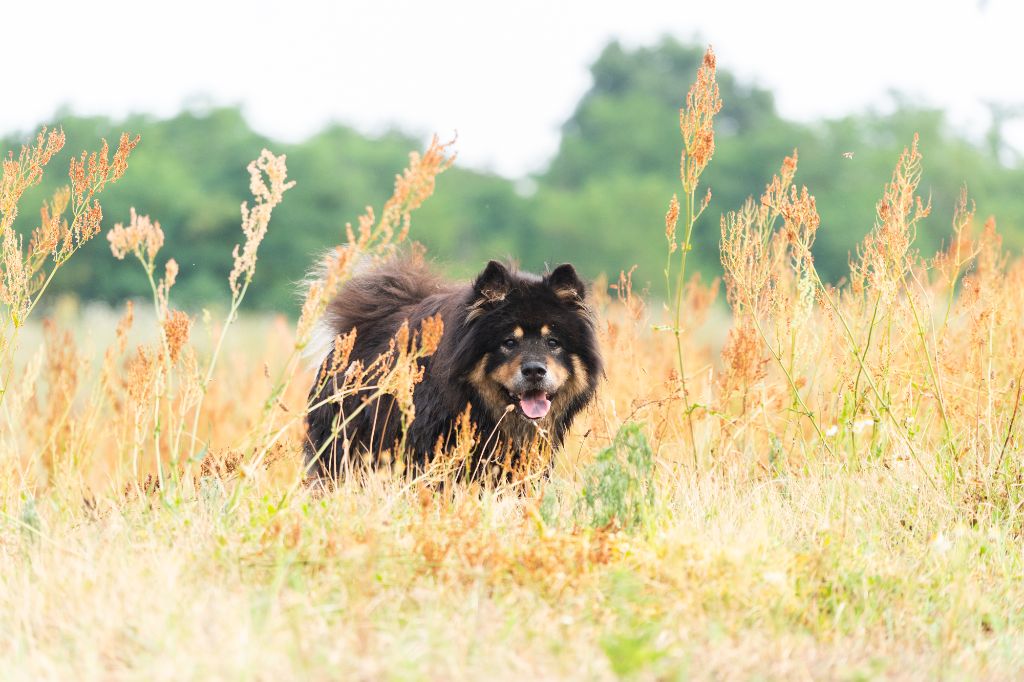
[304,256,602,478]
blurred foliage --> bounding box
[6,37,1024,312]
[542,38,1024,286]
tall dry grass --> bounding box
[2,48,1024,679]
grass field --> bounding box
[3,49,1024,680]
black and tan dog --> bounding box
[304,256,601,478]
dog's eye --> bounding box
[502,338,518,350]
[546,338,561,349]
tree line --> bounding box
[7,38,1023,313]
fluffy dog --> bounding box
[304,256,601,478]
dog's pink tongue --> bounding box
[519,391,551,419]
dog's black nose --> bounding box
[521,361,547,381]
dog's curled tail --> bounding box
[303,252,448,364]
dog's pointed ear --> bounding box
[545,263,586,301]
[473,260,512,302]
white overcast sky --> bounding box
[5,0,1022,176]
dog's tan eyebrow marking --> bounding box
[513,326,524,339]
[540,325,550,336]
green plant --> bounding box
[574,423,656,532]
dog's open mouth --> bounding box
[509,389,552,419]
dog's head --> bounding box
[456,260,601,425]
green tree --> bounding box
[7,38,1024,311]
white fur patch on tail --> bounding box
[303,317,339,370]
[298,248,373,369]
